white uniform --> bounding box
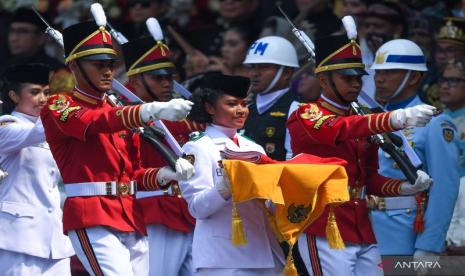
[0,111,74,275]
[179,124,284,276]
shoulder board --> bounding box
[0,121,16,126]
[189,131,205,142]
[0,115,18,126]
[440,120,457,131]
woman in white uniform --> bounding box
[0,64,74,275]
[179,73,284,276]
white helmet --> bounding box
[243,36,299,68]
[370,39,427,71]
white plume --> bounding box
[90,3,107,27]
[342,16,357,40]
[146,17,164,41]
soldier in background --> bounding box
[242,36,299,160]
[2,8,63,74]
[122,34,203,276]
[439,60,465,255]
[421,17,465,108]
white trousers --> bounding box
[298,235,383,276]
[0,249,71,276]
[68,226,149,276]
[147,224,194,276]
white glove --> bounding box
[156,158,195,187]
[399,170,432,195]
[216,168,232,200]
[0,169,8,181]
[413,249,440,275]
[390,104,436,129]
[140,99,193,122]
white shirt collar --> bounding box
[321,94,350,110]
[255,88,289,115]
[210,123,237,139]
[12,111,39,123]
[75,86,106,101]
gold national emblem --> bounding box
[287,203,312,223]
[48,94,70,113]
[300,104,322,121]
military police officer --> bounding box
[242,36,299,160]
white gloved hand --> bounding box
[175,157,195,181]
[140,99,193,122]
[390,104,436,129]
[156,158,195,187]
[216,168,232,200]
[0,169,8,181]
[413,249,440,275]
[399,170,432,195]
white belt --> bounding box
[371,196,417,210]
[136,187,173,199]
[65,181,136,197]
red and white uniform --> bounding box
[138,119,204,276]
[287,96,404,276]
[41,89,165,276]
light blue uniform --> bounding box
[445,107,465,246]
[445,107,465,177]
[371,96,460,255]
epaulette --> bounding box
[189,131,205,142]
[441,121,457,131]
[0,121,15,126]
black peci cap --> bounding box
[10,8,46,31]
[201,72,250,98]
[3,63,50,85]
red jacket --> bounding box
[138,119,204,233]
[286,97,404,244]
[41,90,163,234]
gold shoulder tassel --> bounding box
[283,244,298,276]
[231,201,248,246]
[326,206,345,249]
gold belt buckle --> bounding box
[378,198,386,211]
[118,182,129,196]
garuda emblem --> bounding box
[300,104,322,121]
[287,203,312,223]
